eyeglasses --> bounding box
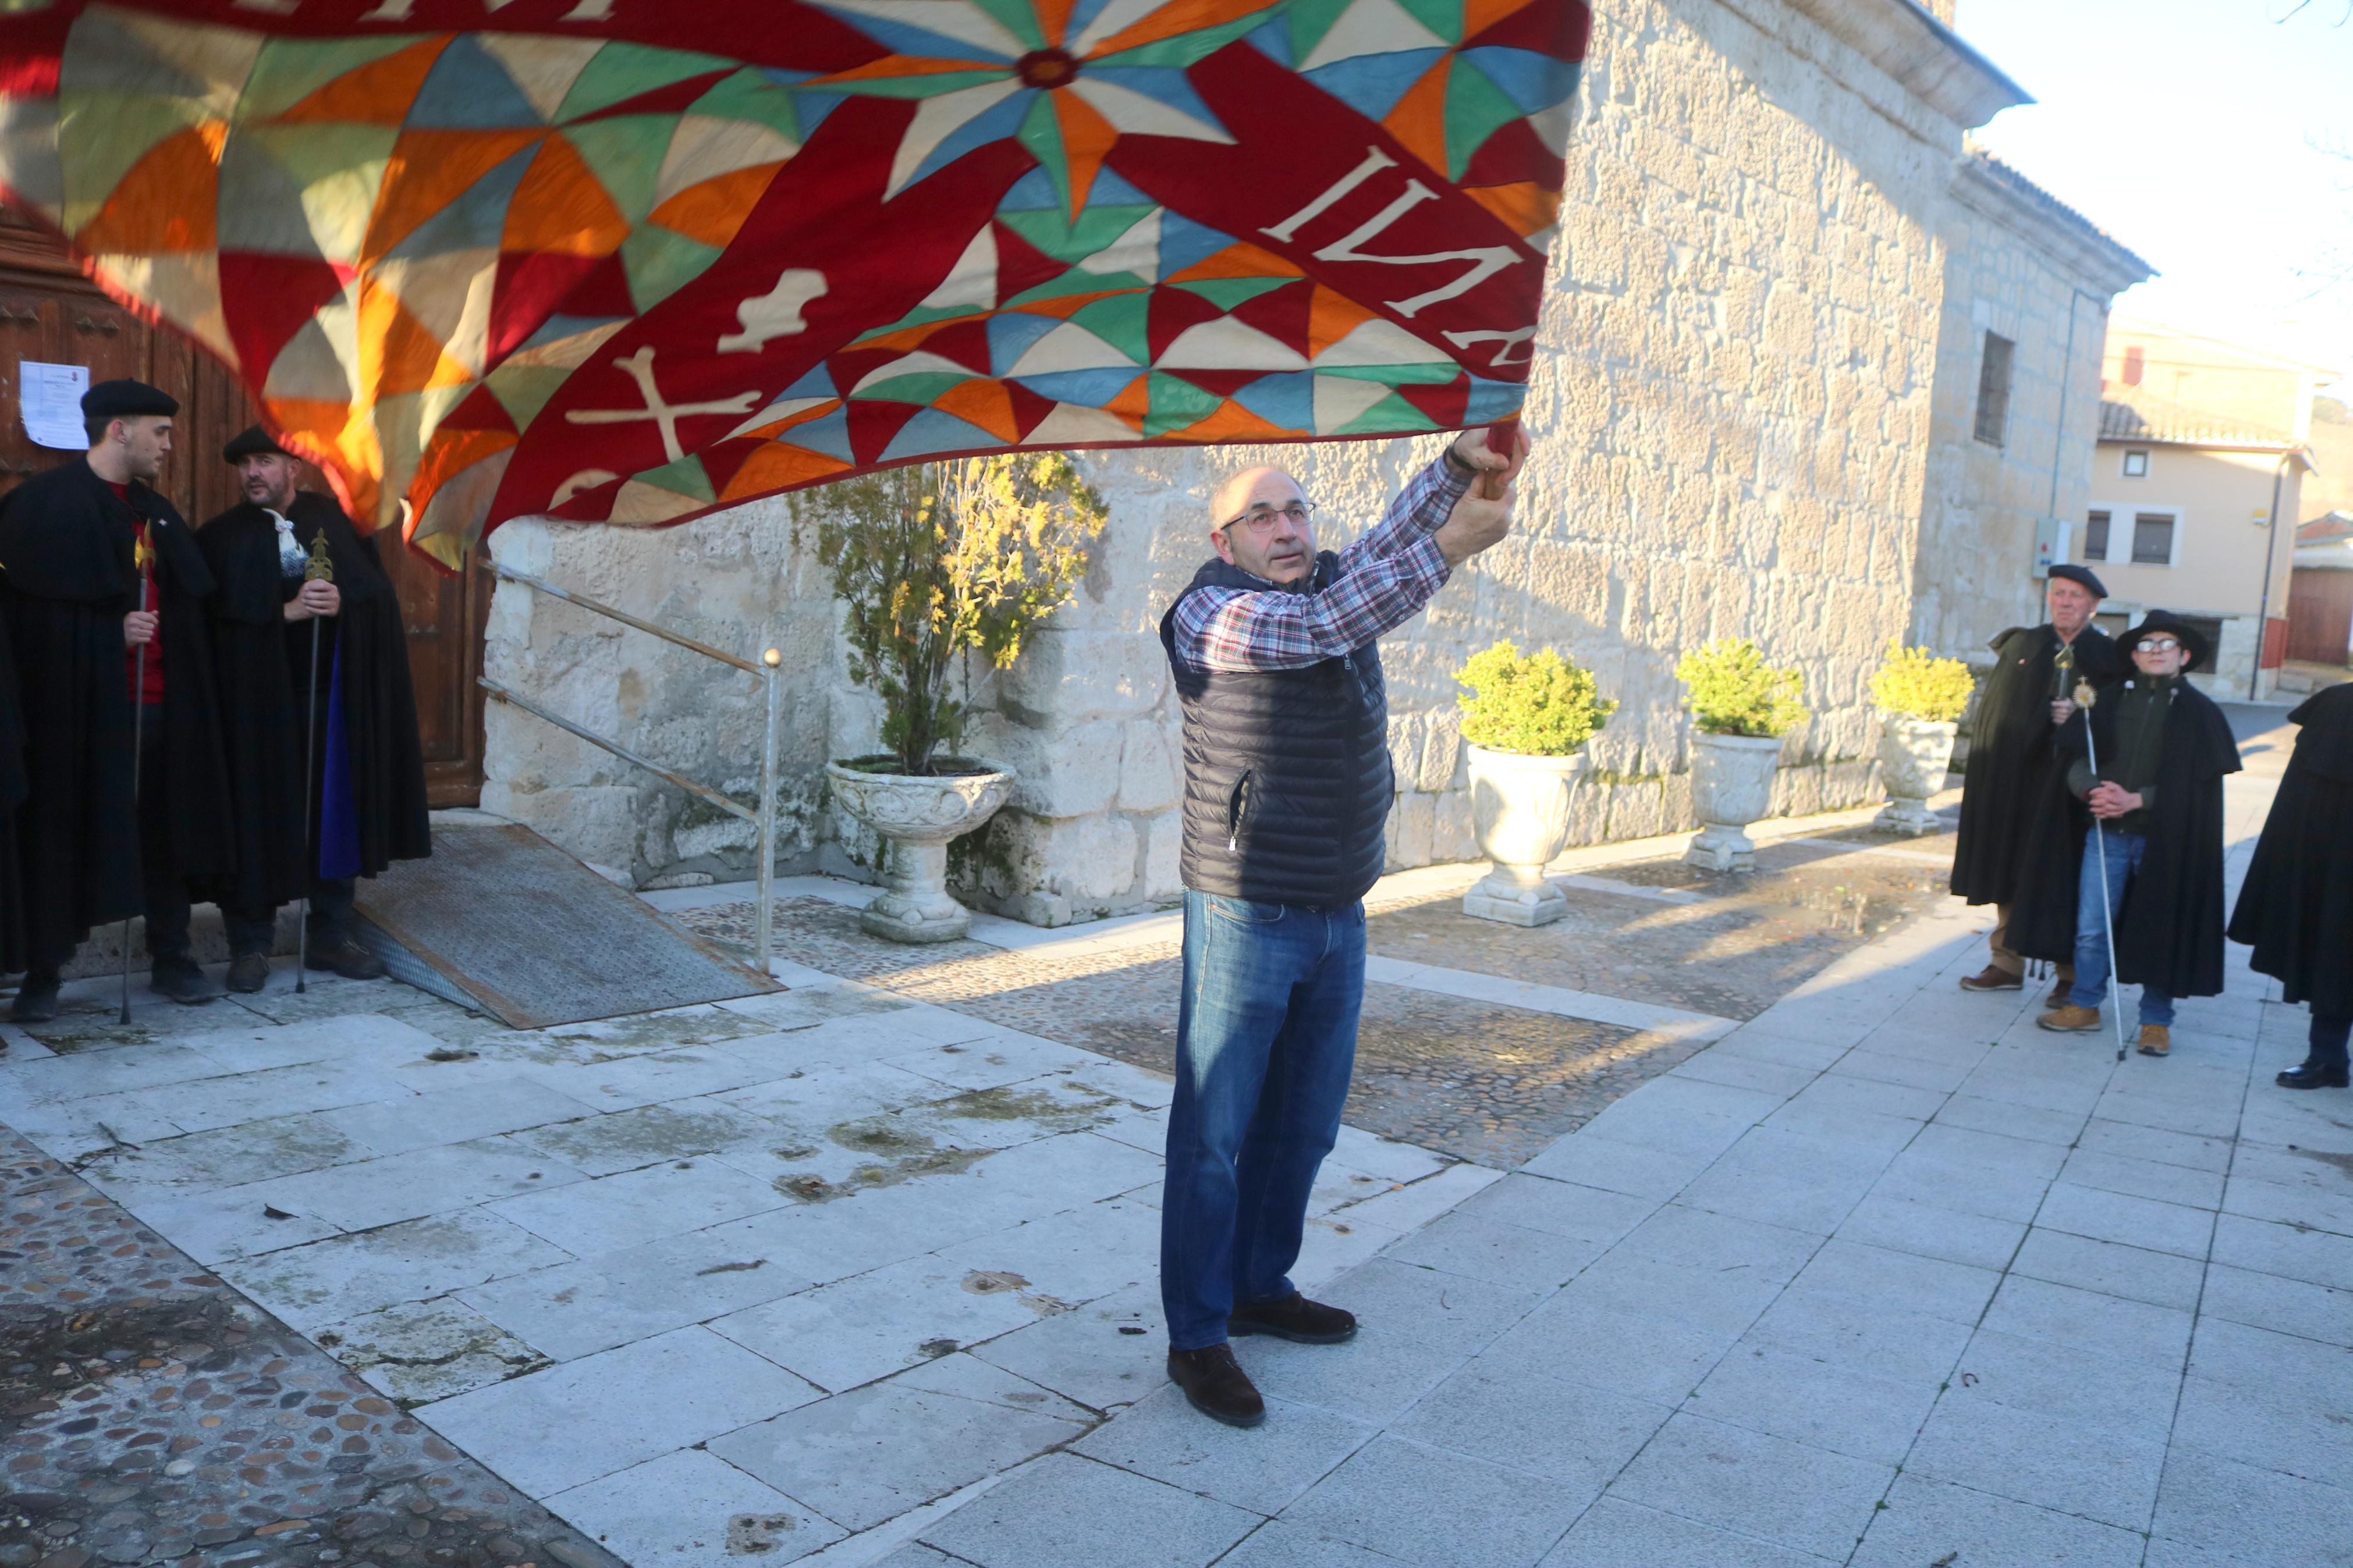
[1220,500,1316,536]
[2136,637,2182,653]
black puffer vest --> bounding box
[1158,552,1393,907]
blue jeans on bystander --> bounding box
[2069,824,2174,1027]
[1160,891,1365,1352]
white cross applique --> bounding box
[563,346,760,464]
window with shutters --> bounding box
[2083,510,2111,561]
[1974,332,2014,446]
[2132,511,2177,566]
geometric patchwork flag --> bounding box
[0,0,1589,568]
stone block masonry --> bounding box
[482,0,2035,923]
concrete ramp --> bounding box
[354,822,780,1028]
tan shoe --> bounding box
[2136,1025,2170,1057]
[2038,1004,2102,1033]
[1960,965,2024,992]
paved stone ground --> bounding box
[0,1132,621,1568]
[10,728,2344,1567]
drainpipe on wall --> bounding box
[2250,449,2292,701]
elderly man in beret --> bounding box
[197,427,430,992]
[1949,564,2124,1002]
[0,379,232,1019]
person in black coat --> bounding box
[2228,682,2353,1090]
[1950,565,2124,1005]
[0,379,233,1019]
[2038,610,2242,1055]
[197,428,430,992]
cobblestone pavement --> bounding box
[0,1132,620,1568]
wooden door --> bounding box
[2286,568,2353,667]
[0,205,488,802]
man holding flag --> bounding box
[1155,426,1521,1428]
[0,379,231,1020]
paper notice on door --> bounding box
[19,360,90,450]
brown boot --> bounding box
[2038,1004,2102,1033]
[1167,1345,1265,1428]
[1230,1292,1357,1345]
[1960,965,2024,992]
[2136,1025,2170,1057]
[2046,980,2074,1010]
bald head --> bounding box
[1209,466,1315,584]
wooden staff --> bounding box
[297,532,334,994]
[119,531,153,1025]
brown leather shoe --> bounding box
[306,936,387,981]
[1230,1292,1358,1345]
[2038,1004,2102,1033]
[2136,1025,2170,1057]
[1167,1345,1264,1428]
[1959,965,2024,992]
[2046,981,2074,1010]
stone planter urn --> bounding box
[1683,732,1784,872]
[1873,716,1959,836]
[826,756,1014,943]
[1462,745,1588,926]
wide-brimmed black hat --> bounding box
[222,425,293,464]
[2048,563,2107,598]
[2118,609,2210,671]
[81,378,178,421]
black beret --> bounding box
[81,378,178,421]
[222,425,293,464]
[2048,563,2107,598]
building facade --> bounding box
[478,0,2152,920]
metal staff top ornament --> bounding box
[0,0,1591,567]
[305,532,336,585]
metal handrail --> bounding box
[477,561,783,973]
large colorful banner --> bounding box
[0,0,1589,565]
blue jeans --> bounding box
[1160,891,1365,1350]
[2070,826,2174,1026]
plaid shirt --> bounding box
[1170,454,1471,673]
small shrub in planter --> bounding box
[1869,641,1974,723]
[1675,639,1808,738]
[1453,641,1616,926]
[1868,641,1974,836]
[1456,640,1617,756]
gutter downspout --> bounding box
[2251,450,2292,701]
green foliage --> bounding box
[1675,639,1809,738]
[800,453,1109,776]
[1453,641,1616,756]
[1869,640,1975,722]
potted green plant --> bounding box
[1453,641,1617,925]
[1868,641,1974,835]
[1674,639,1808,870]
[802,453,1108,941]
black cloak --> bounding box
[1950,624,2123,935]
[0,606,27,975]
[0,458,232,961]
[2227,684,2353,1019]
[196,490,430,912]
[2050,676,2241,999]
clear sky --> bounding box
[1954,0,2353,399]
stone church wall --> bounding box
[482,0,2024,919]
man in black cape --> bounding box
[198,427,430,991]
[1950,565,2123,1002]
[2228,682,2353,1090]
[0,379,233,1020]
[2037,610,2241,1055]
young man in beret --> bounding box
[0,379,232,1019]
[1950,564,2124,1002]
[197,428,430,990]
[2039,610,2241,1054]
